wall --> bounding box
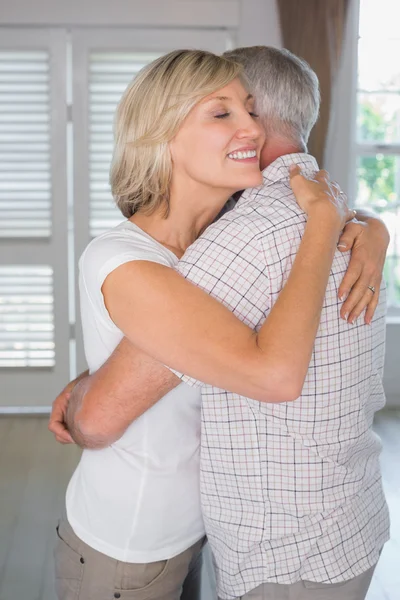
[0,0,282,47]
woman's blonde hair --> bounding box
[110,49,243,218]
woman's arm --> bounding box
[102,169,352,403]
[336,209,389,324]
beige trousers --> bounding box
[229,564,376,600]
[54,518,205,600]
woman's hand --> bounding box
[336,216,389,324]
[290,166,355,230]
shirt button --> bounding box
[80,557,85,564]
[114,594,121,599]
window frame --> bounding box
[325,0,400,319]
[0,28,70,406]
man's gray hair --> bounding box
[224,46,320,149]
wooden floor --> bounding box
[0,411,398,600]
[0,416,81,600]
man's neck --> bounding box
[260,137,304,171]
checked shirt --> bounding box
[175,153,390,600]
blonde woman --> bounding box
[53,50,383,600]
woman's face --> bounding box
[169,78,265,197]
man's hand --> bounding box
[337,215,389,324]
[48,371,89,444]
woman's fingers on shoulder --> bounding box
[289,164,301,177]
[289,166,309,195]
[315,169,330,183]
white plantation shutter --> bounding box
[0,29,69,407]
[89,52,161,237]
[0,266,54,368]
[72,28,232,372]
[0,51,51,237]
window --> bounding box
[356,0,400,307]
[89,52,161,237]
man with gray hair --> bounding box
[227,46,320,154]
[50,46,390,600]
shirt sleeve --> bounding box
[170,215,270,387]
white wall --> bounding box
[237,0,282,47]
[0,0,281,47]
[0,0,282,68]
[1,0,237,27]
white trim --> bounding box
[0,0,240,28]
[324,0,359,197]
[387,316,400,325]
[50,28,71,394]
[0,406,51,414]
[356,144,400,155]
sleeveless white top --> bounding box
[66,220,204,562]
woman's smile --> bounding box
[227,147,258,161]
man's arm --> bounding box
[65,338,180,449]
[337,209,389,323]
[48,369,89,444]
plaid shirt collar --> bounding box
[262,151,319,185]
[238,152,319,209]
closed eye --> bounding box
[214,111,259,119]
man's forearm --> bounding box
[350,207,390,255]
[65,338,180,449]
[65,370,135,450]
[73,369,90,386]
[354,207,376,221]
[65,376,105,449]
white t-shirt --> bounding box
[66,220,205,563]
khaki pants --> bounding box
[229,564,376,600]
[54,518,205,600]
